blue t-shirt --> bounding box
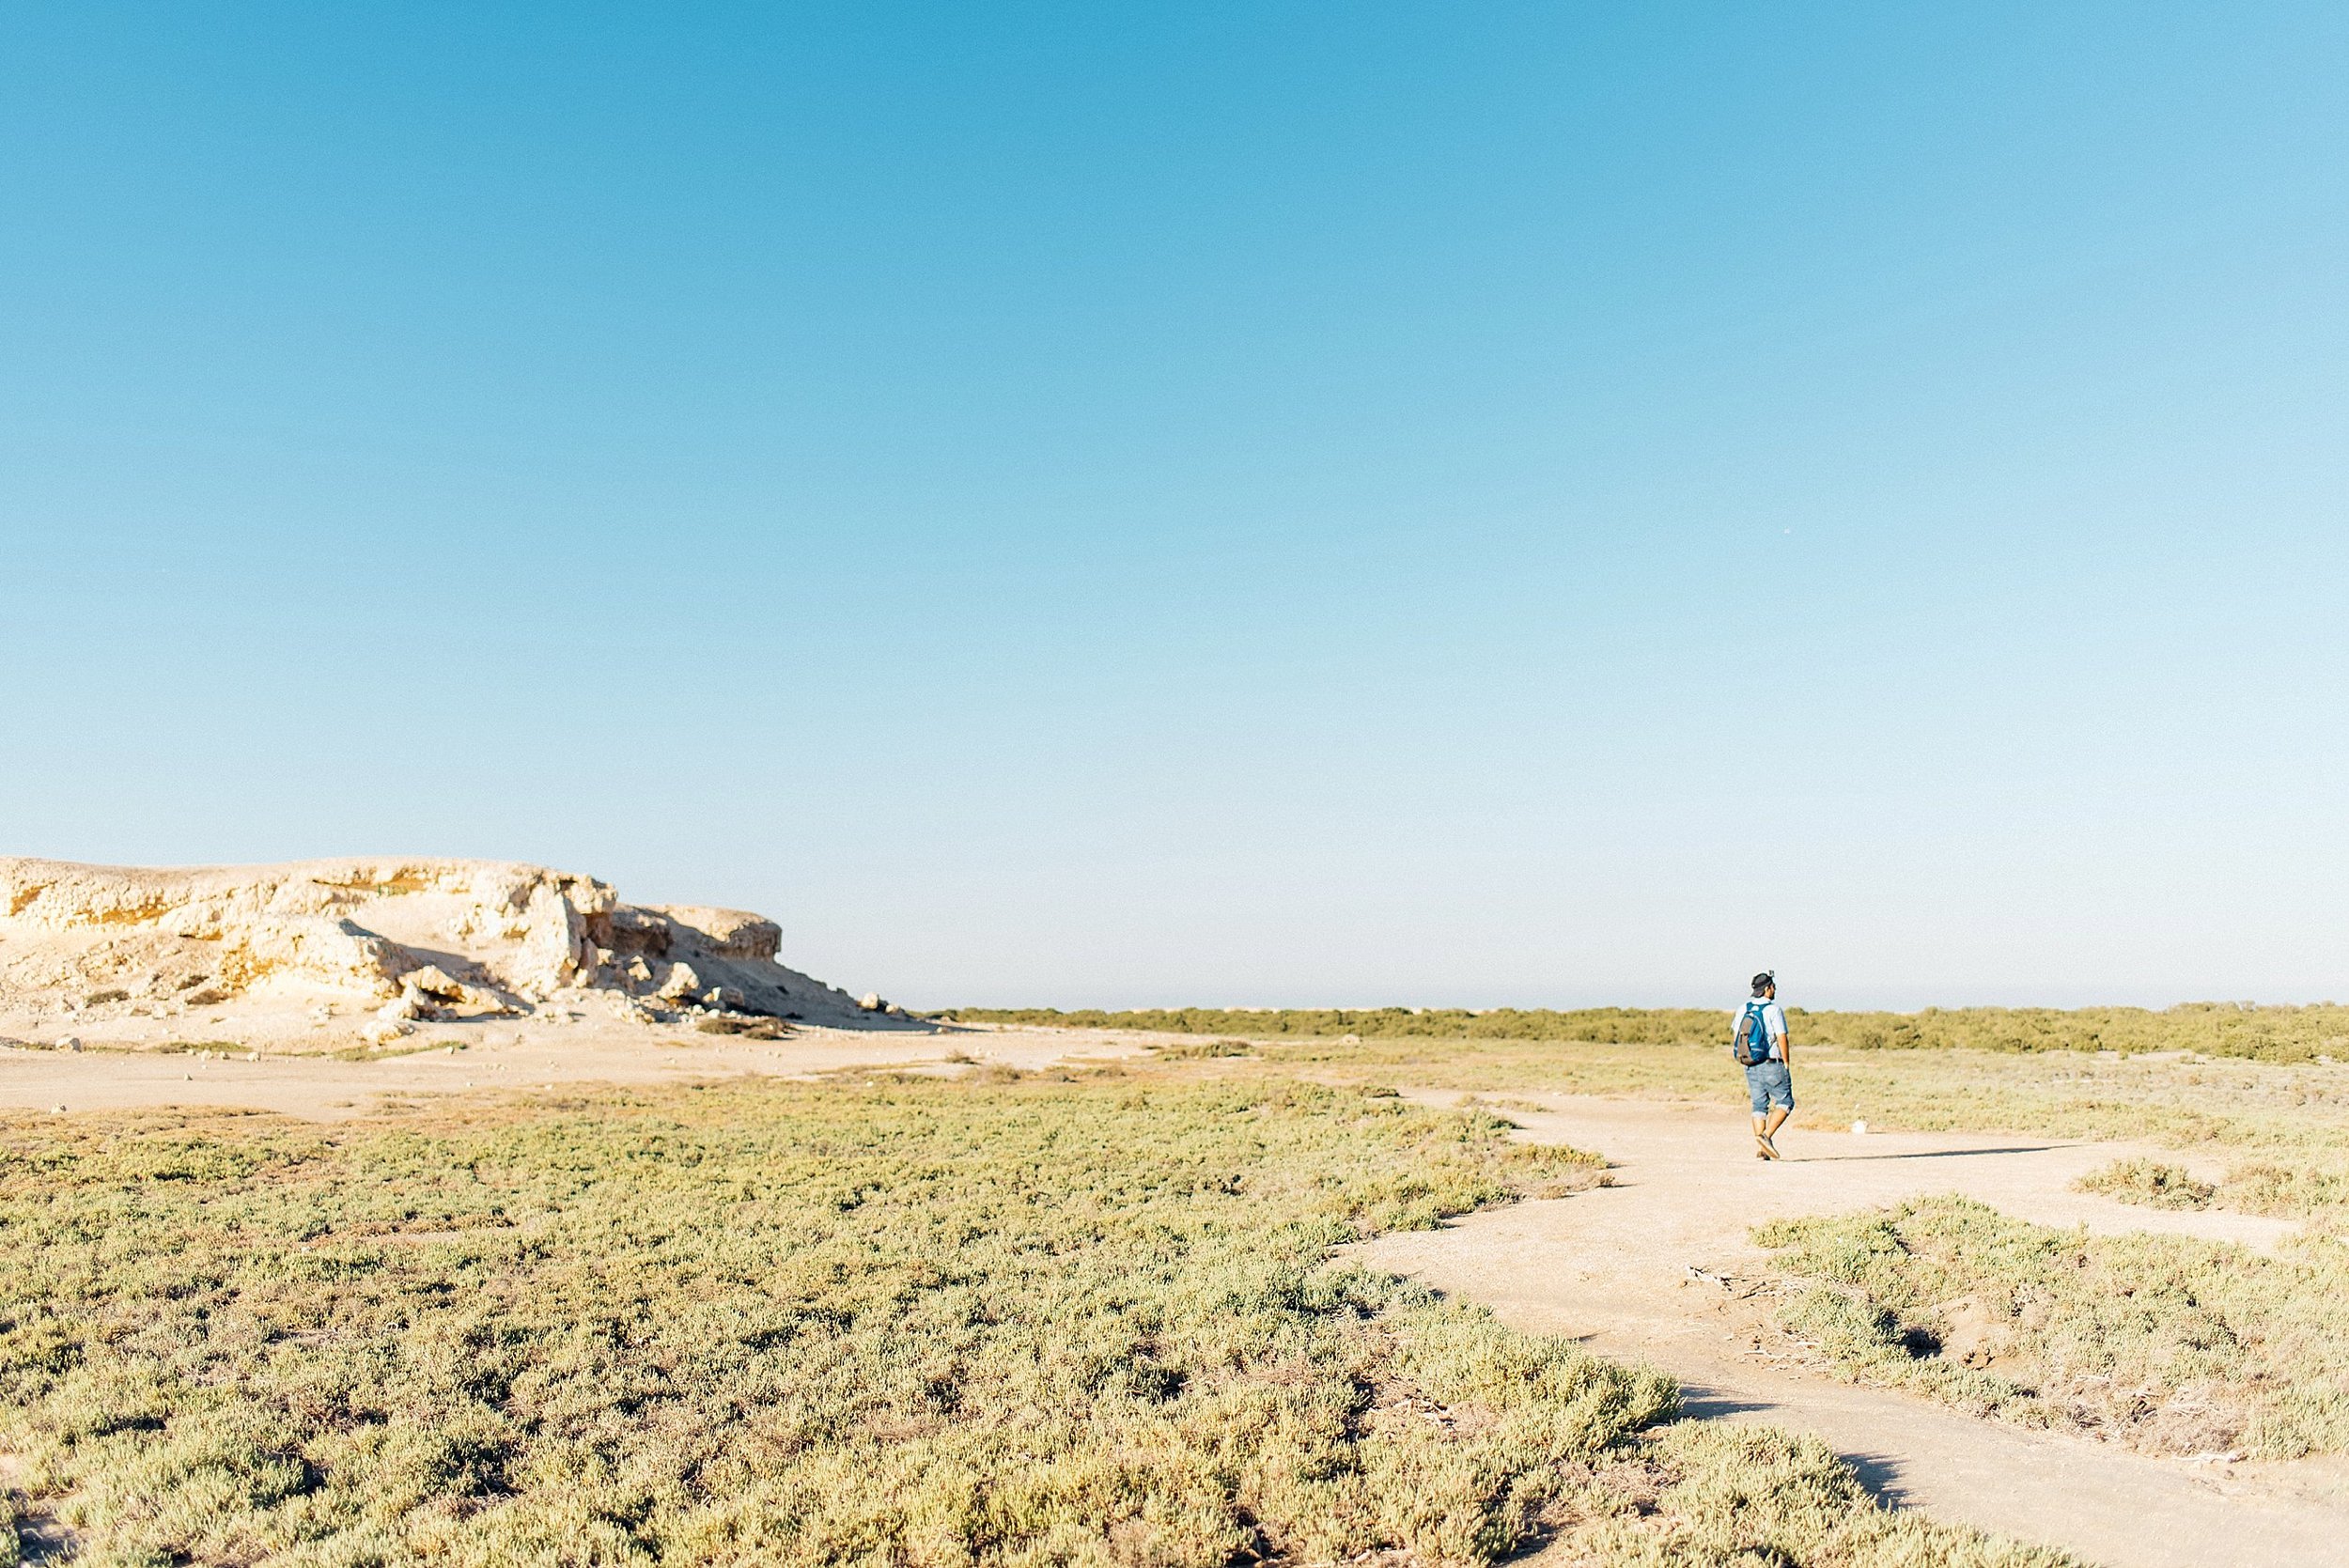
[1735,999,1787,1062]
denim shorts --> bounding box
[1744,1059,1794,1113]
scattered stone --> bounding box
[403,965,467,1001]
[658,962,704,1002]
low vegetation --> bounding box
[1754,1197,2349,1459]
[941,1007,1733,1047]
[0,1071,2057,1566]
[2076,1158,2216,1210]
[1088,1033,2349,1222]
[1028,1029,2349,1473]
[691,1017,793,1039]
[942,1001,2349,1063]
[1501,1419,2070,1566]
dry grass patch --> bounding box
[2076,1158,2216,1210]
[1754,1197,2349,1459]
[0,1073,2063,1566]
[1537,1421,2070,1566]
[941,1003,2349,1064]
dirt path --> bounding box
[1355,1093,2345,1568]
[0,1025,1149,1120]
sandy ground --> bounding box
[0,1023,1152,1120]
[1357,1092,2346,1568]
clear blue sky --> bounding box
[5,4,2345,1009]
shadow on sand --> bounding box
[1673,1380,1915,1505]
[1792,1144,2063,1163]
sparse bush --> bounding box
[939,1001,2349,1063]
[2217,1161,2349,1217]
[693,1016,792,1038]
[1547,1420,2073,1565]
[1756,1197,2349,1458]
[937,1004,1733,1046]
[2077,1158,2216,1210]
[0,1079,1685,1565]
[1149,1037,1256,1060]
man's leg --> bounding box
[1759,1065,1793,1154]
[1748,1069,1780,1157]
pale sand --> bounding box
[0,1023,1152,1120]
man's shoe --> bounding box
[1755,1133,1781,1160]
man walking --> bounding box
[1734,970,1792,1159]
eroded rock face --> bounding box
[0,857,878,1034]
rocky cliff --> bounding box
[0,857,901,1046]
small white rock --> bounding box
[1851,1120,1869,1136]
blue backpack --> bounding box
[1732,1000,1774,1066]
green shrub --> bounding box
[1549,1420,2072,1565]
[2077,1158,2216,1210]
[1756,1197,2349,1458]
[0,1079,1674,1565]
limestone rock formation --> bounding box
[0,857,896,1045]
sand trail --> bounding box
[1356,1093,2343,1568]
[0,1025,1149,1120]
